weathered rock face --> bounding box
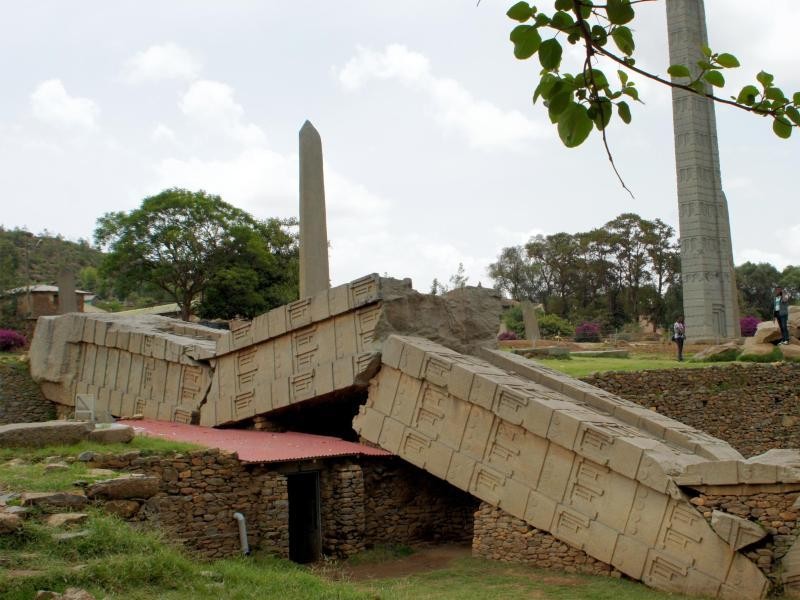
[710,511,766,551]
[692,342,741,361]
[753,322,781,345]
[740,340,778,359]
[44,513,89,527]
[0,421,91,448]
[88,424,134,444]
[86,475,160,500]
[0,512,22,534]
[0,361,55,425]
[21,492,88,509]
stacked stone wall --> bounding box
[583,363,800,457]
[320,462,366,557]
[363,458,477,546]
[0,361,55,424]
[89,449,289,559]
[473,503,620,577]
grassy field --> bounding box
[531,353,734,378]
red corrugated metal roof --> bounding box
[122,419,391,464]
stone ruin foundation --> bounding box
[26,273,800,598]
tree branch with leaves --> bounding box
[506,0,800,153]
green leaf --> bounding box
[511,26,542,59]
[757,71,774,87]
[554,0,573,10]
[610,26,635,56]
[551,10,574,30]
[533,73,558,103]
[591,25,608,46]
[773,116,792,139]
[621,86,639,101]
[794,92,800,105]
[548,91,573,121]
[617,70,628,86]
[716,53,740,68]
[689,80,705,94]
[786,106,800,126]
[534,13,551,26]
[539,38,563,70]
[617,100,632,124]
[667,64,691,79]
[506,2,533,22]
[736,85,759,106]
[765,87,786,102]
[704,70,725,88]
[701,45,712,58]
[578,1,592,19]
[591,99,613,130]
[557,102,594,147]
[606,0,634,25]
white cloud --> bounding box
[30,79,99,129]
[151,123,177,144]
[179,80,266,145]
[736,223,800,270]
[336,44,543,150]
[122,43,201,83]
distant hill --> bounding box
[0,227,104,292]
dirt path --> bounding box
[324,544,472,582]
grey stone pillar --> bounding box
[666,0,740,340]
[299,120,331,299]
[521,301,540,342]
[57,269,78,314]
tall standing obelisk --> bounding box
[298,120,331,298]
[666,0,740,340]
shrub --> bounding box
[574,321,601,342]
[497,330,519,341]
[0,329,27,352]
[501,305,525,337]
[538,313,574,338]
[740,315,760,337]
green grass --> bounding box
[0,436,201,464]
[533,353,734,378]
[355,557,684,600]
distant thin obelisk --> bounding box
[666,0,740,339]
[298,120,331,298]
[57,269,78,314]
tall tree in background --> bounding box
[95,188,297,321]
[735,262,780,320]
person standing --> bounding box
[774,287,791,345]
[673,315,686,361]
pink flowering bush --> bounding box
[497,330,519,341]
[740,316,760,337]
[0,329,27,352]
[574,321,601,342]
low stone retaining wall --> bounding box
[472,503,619,577]
[582,363,800,457]
[0,361,54,424]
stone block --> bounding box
[710,510,766,551]
[0,421,91,448]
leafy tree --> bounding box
[780,265,800,300]
[448,263,469,289]
[505,0,800,152]
[488,245,540,301]
[735,262,780,320]
[95,188,297,321]
[198,220,298,320]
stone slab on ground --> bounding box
[88,423,134,444]
[512,346,570,358]
[692,342,741,361]
[44,513,89,527]
[740,341,778,359]
[21,492,88,509]
[102,499,140,518]
[0,421,91,448]
[86,474,159,499]
[0,512,23,534]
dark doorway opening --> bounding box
[288,472,321,563]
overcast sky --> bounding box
[1,1,798,292]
